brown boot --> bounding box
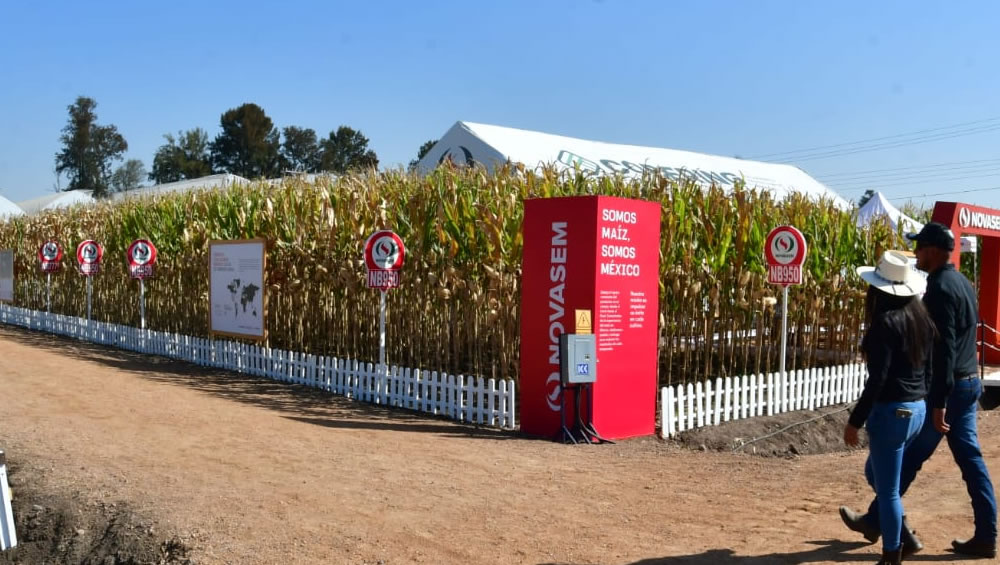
[876,547,902,565]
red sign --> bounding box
[76,240,103,276]
[38,241,63,273]
[364,230,405,291]
[765,226,806,286]
[127,239,157,279]
[520,196,660,440]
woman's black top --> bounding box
[848,311,931,429]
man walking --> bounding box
[839,222,997,558]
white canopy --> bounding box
[856,191,922,234]
[17,190,95,215]
[856,190,975,253]
[0,194,24,219]
[416,121,851,209]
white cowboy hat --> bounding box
[856,250,926,297]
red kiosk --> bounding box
[519,196,661,440]
[932,202,1000,364]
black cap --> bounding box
[906,221,955,251]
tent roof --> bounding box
[856,191,922,233]
[112,174,248,202]
[0,193,24,218]
[17,190,95,215]
[415,121,851,209]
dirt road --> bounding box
[1,325,997,564]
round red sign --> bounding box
[38,240,63,273]
[38,241,62,263]
[127,239,157,279]
[364,230,405,271]
[364,230,405,291]
[127,239,157,267]
[764,226,806,266]
[765,226,807,286]
[77,240,103,265]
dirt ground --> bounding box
[1,325,999,565]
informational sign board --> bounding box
[127,239,157,279]
[38,241,62,273]
[76,240,103,276]
[765,226,807,286]
[364,230,405,290]
[0,250,13,303]
[209,239,266,340]
[520,196,661,440]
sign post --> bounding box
[38,241,63,313]
[127,239,157,329]
[77,240,103,321]
[364,230,405,376]
[764,225,807,381]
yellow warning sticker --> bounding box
[575,309,592,334]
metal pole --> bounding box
[86,276,92,321]
[46,273,51,313]
[379,290,386,375]
[780,284,789,381]
[140,278,145,330]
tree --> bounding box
[408,139,438,171]
[319,126,378,174]
[858,189,875,208]
[111,159,147,192]
[209,103,281,178]
[149,128,214,184]
[281,126,321,172]
[54,96,128,198]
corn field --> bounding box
[0,166,900,386]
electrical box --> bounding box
[560,333,597,385]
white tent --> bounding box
[857,190,975,253]
[0,194,24,219]
[416,121,851,209]
[17,190,95,215]
[112,174,248,202]
[856,191,922,234]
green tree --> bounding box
[857,189,875,208]
[149,128,214,184]
[111,159,147,192]
[281,126,321,172]
[54,96,128,198]
[408,139,438,171]
[209,103,281,178]
[319,126,378,174]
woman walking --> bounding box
[845,250,937,564]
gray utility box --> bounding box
[559,333,597,385]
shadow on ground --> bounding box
[540,539,972,564]
[0,325,521,441]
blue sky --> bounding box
[1,0,999,209]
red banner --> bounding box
[519,196,660,439]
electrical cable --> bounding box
[731,405,852,452]
[750,117,1000,161]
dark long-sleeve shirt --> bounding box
[925,263,979,408]
[849,313,931,429]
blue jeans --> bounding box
[864,379,998,542]
[865,400,926,552]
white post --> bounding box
[140,278,146,330]
[86,276,92,321]
[0,450,16,550]
[379,290,387,376]
[46,272,51,313]
[780,284,789,382]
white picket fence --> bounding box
[660,363,868,438]
[0,305,516,429]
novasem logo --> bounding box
[958,206,1000,231]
